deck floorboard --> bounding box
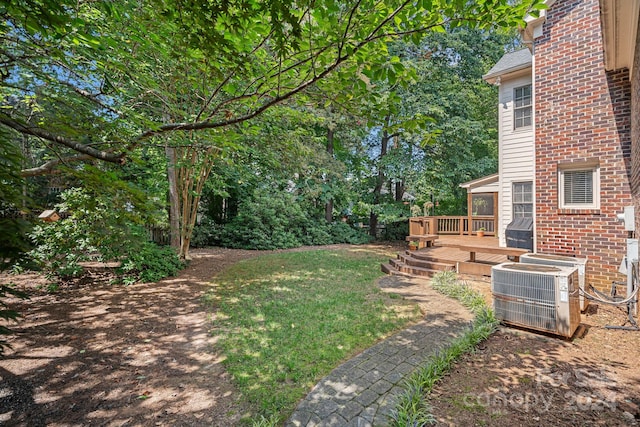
[412,235,511,265]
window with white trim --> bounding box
[513,181,533,218]
[514,85,532,129]
[558,164,600,209]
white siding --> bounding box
[498,74,534,246]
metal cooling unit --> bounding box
[491,263,581,338]
[520,253,589,312]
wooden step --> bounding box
[381,260,442,278]
[397,253,455,271]
[380,263,413,277]
[395,264,441,277]
[381,263,395,275]
[405,250,459,264]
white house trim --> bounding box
[600,0,640,76]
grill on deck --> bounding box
[505,217,533,252]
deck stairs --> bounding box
[381,250,456,278]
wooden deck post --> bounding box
[466,192,472,236]
[428,217,436,234]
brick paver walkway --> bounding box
[285,275,475,426]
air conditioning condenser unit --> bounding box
[491,263,581,338]
[520,253,588,312]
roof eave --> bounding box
[483,64,532,84]
[459,173,499,189]
[600,0,640,76]
[520,0,555,43]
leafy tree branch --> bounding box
[1,0,542,175]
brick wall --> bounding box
[632,17,640,232]
[534,0,632,290]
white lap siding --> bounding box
[498,74,534,247]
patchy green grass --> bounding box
[203,248,421,423]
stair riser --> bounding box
[404,251,455,264]
[398,266,437,277]
[380,263,394,275]
[390,258,403,269]
[381,262,441,278]
[398,255,454,271]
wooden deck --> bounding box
[435,235,527,276]
[428,235,510,261]
[382,235,528,278]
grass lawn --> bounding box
[203,247,421,423]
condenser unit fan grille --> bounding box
[494,297,557,332]
[492,268,558,334]
[492,270,556,304]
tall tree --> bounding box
[2,0,541,255]
[2,0,543,174]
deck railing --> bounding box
[409,215,495,236]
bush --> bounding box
[0,131,31,356]
[326,222,372,244]
[118,243,184,284]
[28,188,184,284]
[380,219,409,241]
[191,218,226,248]
[192,191,371,249]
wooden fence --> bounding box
[147,226,170,245]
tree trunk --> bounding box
[175,145,217,261]
[369,211,378,239]
[370,117,390,237]
[325,199,333,223]
[165,144,181,249]
[395,180,405,202]
[325,127,334,222]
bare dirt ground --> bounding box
[2,246,640,426]
[431,278,640,427]
[0,248,266,427]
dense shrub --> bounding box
[381,219,409,241]
[191,218,226,248]
[29,188,183,284]
[0,132,31,356]
[325,222,372,244]
[118,242,184,284]
[192,191,371,249]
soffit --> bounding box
[600,0,640,75]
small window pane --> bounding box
[514,204,533,218]
[513,182,533,218]
[564,170,593,204]
[514,85,532,129]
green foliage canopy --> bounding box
[1,0,543,175]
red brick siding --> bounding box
[534,0,632,290]
[632,18,640,232]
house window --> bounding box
[514,85,532,129]
[513,181,533,218]
[559,164,600,209]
